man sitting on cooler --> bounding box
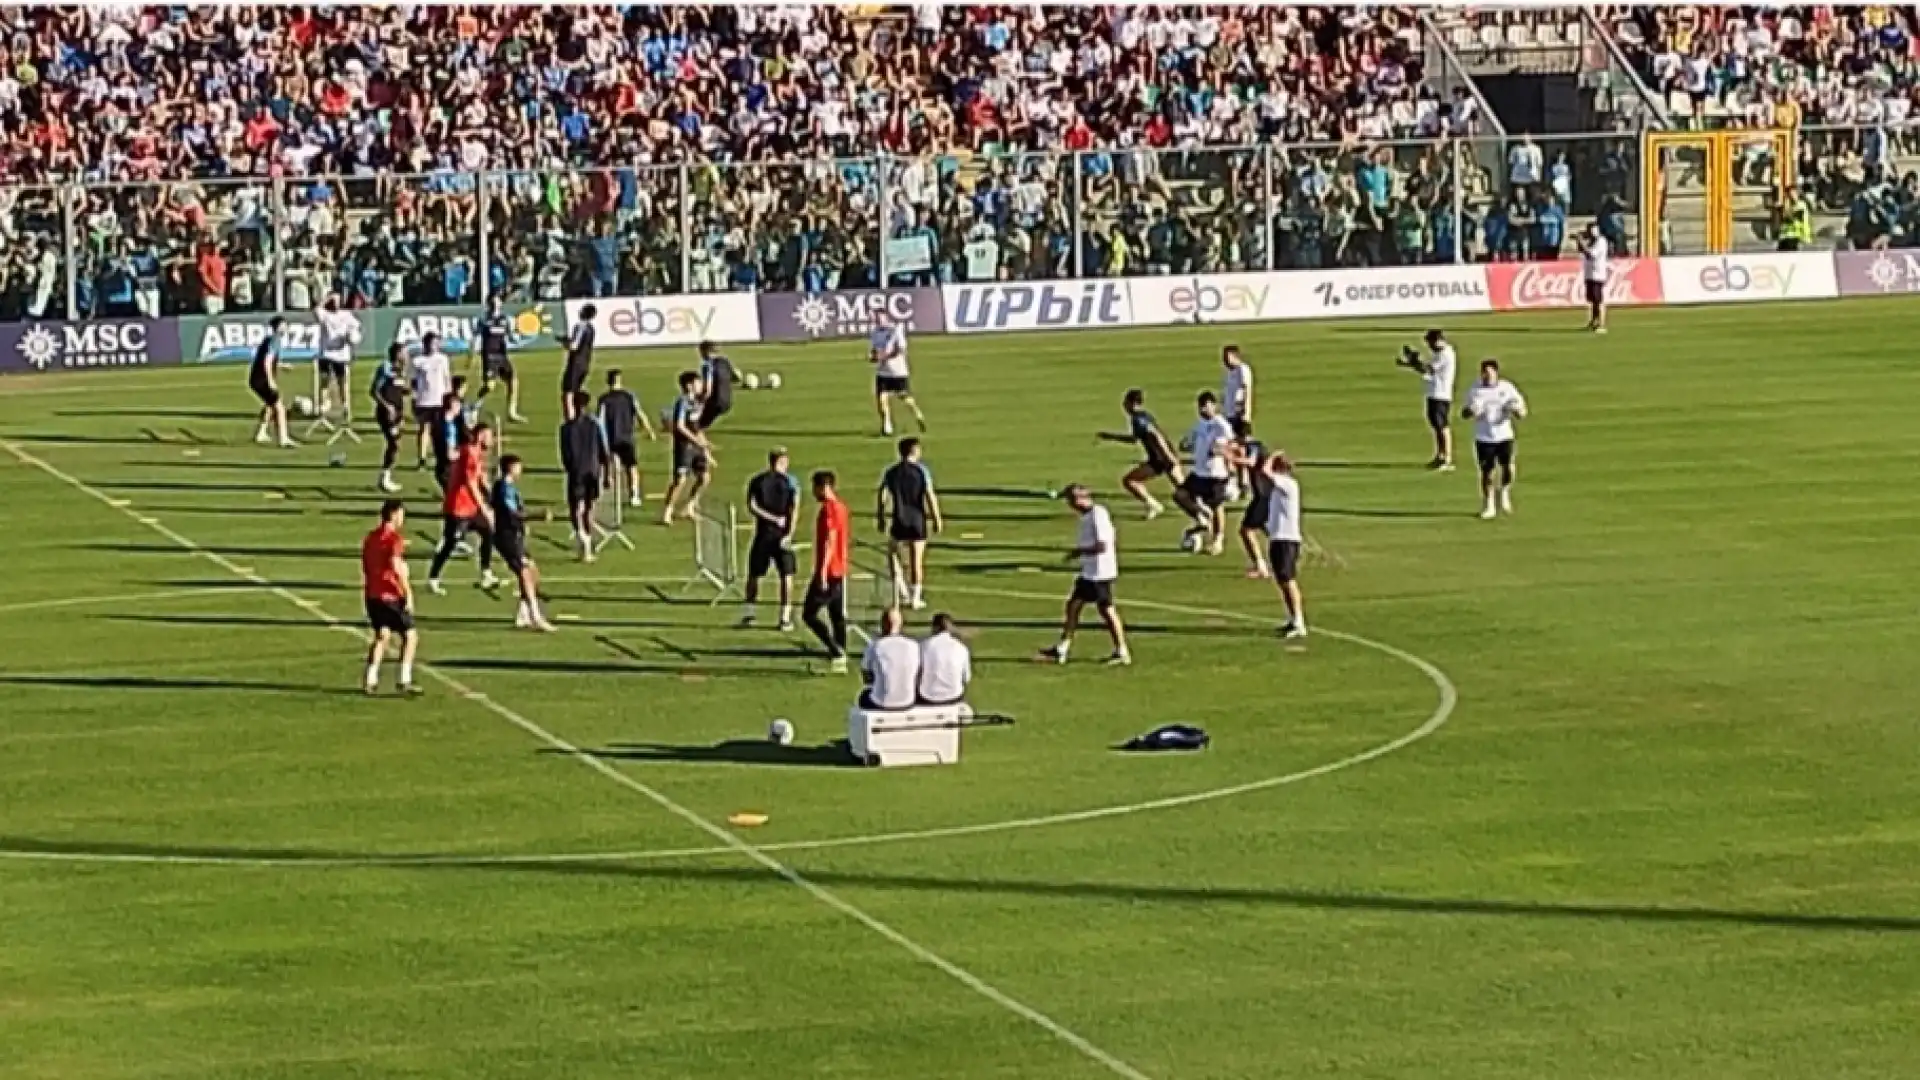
[859,607,921,712]
[917,612,972,707]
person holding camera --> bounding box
[1397,328,1458,471]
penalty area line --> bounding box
[0,435,1160,1080]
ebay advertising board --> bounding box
[567,293,761,349]
[1659,253,1838,305]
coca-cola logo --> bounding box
[1504,263,1639,308]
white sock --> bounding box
[1055,639,1071,657]
[779,604,792,623]
[398,661,414,686]
[516,599,529,622]
[1143,496,1163,513]
[363,662,379,689]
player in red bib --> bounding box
[360,499,422,695]
[426,423,495,594]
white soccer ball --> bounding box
[327,452,347,468]
[768,718,795,746]
[293,395,315,418]
[764,373,782,390]
[743,372,762,391]
[1180,529,1205,553]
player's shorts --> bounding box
[318,358,348,382]
[748,534,798,579]
[1241,495,1270,533]
[493,529,529,575]
[249,374,280,408]
[441,512,490,545]
[364,596,414,635]
[875,374,911,396]
[413,404,443,429]
[482,351,514,382]
[889,515,929,544]
[607,440,637,470]
[566,471,601,507]
[375,402,404,438]
[1584,279,1605,305]
[804,575,846,613]
[1268,539,1302,584]
[1425,397,1451,431]
[698,398,731,430]
[1140,455,1177,478]
[1475,439,1516,474]
[1070,576,1116,609]
[1181,473,1229,508]
[1229,415,1252,441]
[673,442,710,476]
[560,362,590,396]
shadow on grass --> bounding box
[1,834,1914,936]
[84,541,355,560]
[432,656,797,680]
[0,674,363,696]
[1295,459,1429,471]
[117,458,347,473]
[2,432,175,448]
[150,578,355,593]
[105,612,713,633]
[97,480,305,497]
[57,406,254,421]
[127,503,303,518]
[1311,506,1478,521]
[543,739,858,768]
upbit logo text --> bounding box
[951,282,1128,330]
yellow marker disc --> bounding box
[727,812,769,828]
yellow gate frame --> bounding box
[1639,128,1796,255]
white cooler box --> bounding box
[847,704,976,767]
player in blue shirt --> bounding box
[489,455,553,632]
[1097,388,1183,519]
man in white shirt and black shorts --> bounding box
[1039,484,1131,666]
[408,332,453,472]
[1397,328,1458,470]
[870,319,926,436]
[1462,358,1529,519]
[1172,391,1235,555]
[1262,451,1308,639]
[1580,224,1609,333]
[315,293,361,423]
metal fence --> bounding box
[2,126,1912,321]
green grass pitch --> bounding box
[2,299,1917,1080]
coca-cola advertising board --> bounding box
[1486,258,1663,311]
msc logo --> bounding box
[17,321,151,371]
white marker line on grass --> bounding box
[0,586,258,617]
[0,437,1159,1080]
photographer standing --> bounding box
[1398,329,1457,471]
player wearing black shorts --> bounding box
[360,499,422,696]
[1230,427,1274,579]
[429,390,470,495]
[877,437,942,610]
[696,341,736,430]
[248,316,294,448]
[558,391,605,561]
[1098,388,1184,519]
[1172,391,1235,555]
[659,371,713,526]
[597,369,652,508]
[1262,452,1307,639]
[473,296,527,423]
[370,342,408,494]
[740,448,801,631]
[561,304,596,412]
[490,454,554,631]
[425,425,495,594]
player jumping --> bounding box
[1097,388,1184,519]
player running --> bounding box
[360,499,422,696]
[408,331,452,471]
[1173,391,1235,555]
[473,295,528,424]
[877,437,943,611]
[1097,388,1184,519]
[870,317,925,436]
[659,371,713,526]
[696,341,737,431]
[741,447,800,631]
[803,469,853,674]
[1397,328,1458,470]
[561,303,597,415]
[1463,359,1529,519]
[1262,452,1308,639]
[491,454,555,632]
[425,424,494,594]
[598,369,653,509]
[248,315,296,448]
[1038,484,1131,666]
[370,341,408,493]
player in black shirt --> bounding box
[740,447,801,630]
[430,386,471,495]
[472,295,527,424]
[1229,425,1274,579]
[1097,388,1183,520]
[248,316,295,448]
[597,369,654,509]
[558,390,605,561]
[561,304,597,415]
[370,341,409,493]
[696,340,736,430]
[877,437,943,610]
[490,454,553,631]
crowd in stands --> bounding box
[1,4,1913,320]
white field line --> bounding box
[0,436,1158,1080]
[0,586,262,617]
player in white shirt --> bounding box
[407,335,453,472]
[1219,344,1255,494]
[859,607,922,712]
[1039,484,1131,666]
[314,293,362,423]
[1261,452,1307,639]
[1172,391,1235,555]
[1397,328,1458,470]
[1461,359,1529,519]
[869,319,926,436]
[1579,224,1610,333]
[916,612,972,706]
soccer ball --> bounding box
[768,718,795,746]
[1180,528,1205,553]
[743,372,762,391]
[293,395,315,418]
[327,452,347,468]
[764,373,782,390]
